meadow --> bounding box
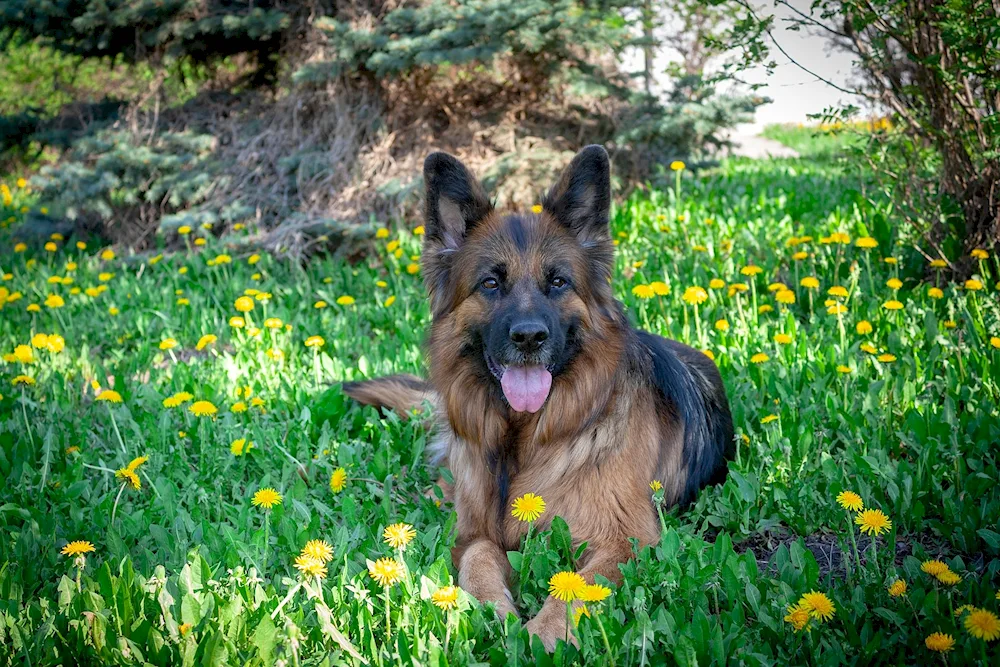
[1,141,999,665]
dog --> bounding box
[344,145,734,650]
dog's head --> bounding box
[422,146,619,414]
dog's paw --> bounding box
[524,607,576,652]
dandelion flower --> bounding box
[650,480,662,492]
[965,609,1000,641]
[709,279,725,290]
[775,289,796,305]
[196,334,217,350]
[234,296,254,312]
[861,342,878,354]
[921,560,949,576]
[800,277,819,289]
[925,632,955,652]
[13,344,33,363]
[336,295,356,306]
[126,455,148,471]
[384,295,396,307]
[836,491,863,512]
[760,414,779,424]
[965,279,984,291]
[774,333,792,345]
[702,349,715,360]
[682,286,708,305]
[293,554,327,579]
[432,585,460,610]
[855,237,878,249]
[632,284,655,299]
[251,487,282,510]
[799,591,835,622]
[877,353,897,363]
[836,365,852,374]
[302,539,334,563]
[579,584,611,603]
[413,225,425,236]
[406,263,420,275]
[96,390,122,403]
[511,493,546,522]
[383,523,417,550]
[264,317,283,329]
[44,294,65,308]
[741,265,763,276]
[784,603,811,632]
[714,319,729,332]
[827,286,848,298]
[305,335,325,348]
[330,467,347,493]
[230,438,253,455]
[12,375,35,386]
[61,541,96,557]
[159,338,178,351]
[115,467,141,490]
[368,557,405,587]
[750,353,769,364]
[888,580,907,597]
[548,571,587,602]
[649,281,670,296]
[827,303,848,315]
[935,570,961,585]
[855,509,892,536]
[991,337,1000,349]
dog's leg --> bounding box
[457,538,518,620]
[524,539,633,651]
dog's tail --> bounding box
[342,374,437,417]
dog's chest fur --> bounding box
[444,374,667,556]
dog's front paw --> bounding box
[524,605,576,652]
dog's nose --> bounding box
[509,319,549,352]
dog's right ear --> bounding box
[423,152,492,251]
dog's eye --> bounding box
[481,277,499,290]
[550,276,567,289]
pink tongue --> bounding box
[500,365,552,413]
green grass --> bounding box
[762,123,867,161]
[1,154,999,665]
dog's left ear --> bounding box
[542,145,611,243]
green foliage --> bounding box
[2,152,999,663]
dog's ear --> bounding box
[542,145,611,243]
[423,152,492,250]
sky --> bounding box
[623,0,871,132]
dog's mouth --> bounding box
[487,355,553,414]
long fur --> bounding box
[343,146,734,650]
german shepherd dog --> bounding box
[344,146,733,650]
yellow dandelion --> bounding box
[774,333,792,345]
[930,258,947,268]
[855,237,878,249]
[368,557,405,587]
[965,609,1000,641]
[925,632,955,652]
[413,225,425,236]
[935,570,961,586]
[877,353,897,363]
[383,523,417,550]
[714,319,729,332]
[921,560,949,576]
[251,487,282,510]
[432,585,460,610]
[775,289,796,305]
[234,296,254,312]
[784,603,811,632]
[882,300,903,311]
[887,580,907,597]
[650,480,662,492]
[836,491,863,512]
[702,349,715,360]
[827,286,849,298]
[965,279,984,291]
[96,390,122,403]
[855,509,892,536]
[632,284,655,299]
[548,571,587,602]
[791,251,808,261]
[741,265,763,276]
[126,455,148,472]
[578,584,611,603]
[384,295,396,307]
[836,365,852,374]
[406,263,420,275]
[336,295,355,306]
[511,493,546,522]
[115,467,141,490]
[649,281,670,296]
[886,278,902,290]
[264,317,283,329]
[230,438,253,455]
[991,337,1000,349]
[293,554,328,579]
[196,334,217,350]
[13,344,33,364]
[827,303,848,315]
[44,294,65,308]
[302,539,334,563]
[750,353,769,364]
[709,278,726,290]
[330,467,347,493]
[159,338,178,351]
[188,400,217,417]
[800,277,820,289]
[61,540,96,557]
[799,591,835,622]
[305,335,325,348]
[682,286,708,305]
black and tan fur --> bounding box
[344,146,733,649]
